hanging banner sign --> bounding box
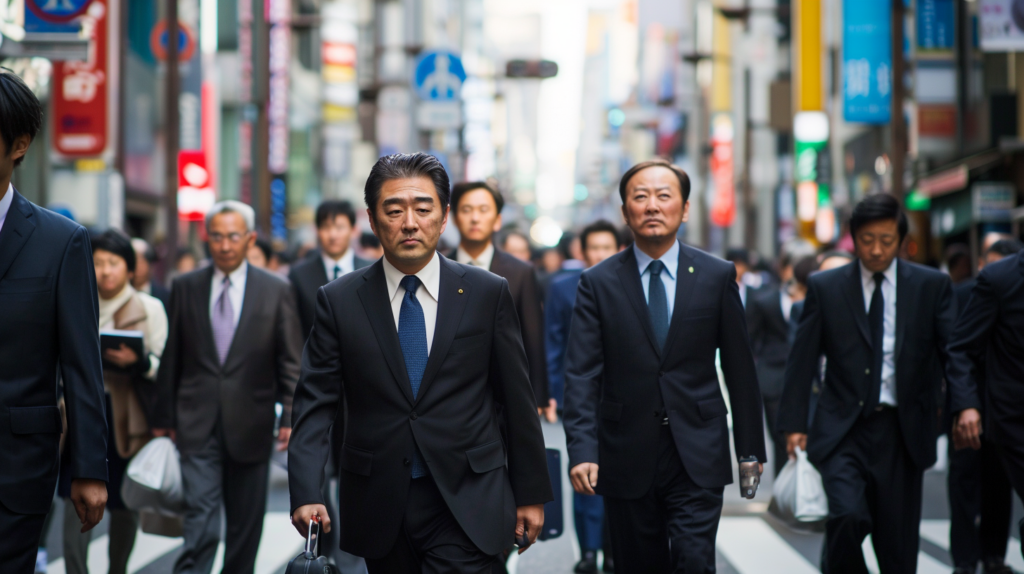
[52,0,113,158]
[917,0,955,54]
[709,113,736,227]
[843,0,891,123]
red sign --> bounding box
[177,151,215,221]
[149,19,196,62]
[918,104,956,138]
[709,114,736,227]
[52,0,109,157]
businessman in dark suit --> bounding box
[947,243,1024,568]
[290,200,373,338]
[778,194,957,574]
[0,69,109,572]
[154,200,303,574]
[447,181,550,415]
[289,153,552,573]
[564,159,766,573]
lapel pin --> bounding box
[688,266,694,274]
[458,288,464,294]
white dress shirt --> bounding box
[455,242,495,269]
[210,261,248,329]
[634,241,679,319]
[780,290,794,323]
[860,259,897,406]
[382,253,440,355]
[323,248,356,281]
[0,183,14,236]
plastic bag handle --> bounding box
[305,514,320,557]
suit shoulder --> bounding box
[322,263,370,295]
[683,245,735,276]
[581,249,627,281]
[460,260,507,287]
[173,266,212,290]
[806,262,853,289]
[492,249,534,278]
[902,260,947,283]
[978,253,1019,285]
[29,201,82,243]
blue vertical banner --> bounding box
[917,0,955,53]
[843,0,892,124]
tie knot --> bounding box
[648,260,665,277]
[221,276,231,287]
[400,275,421,294]
[873,272,884,286]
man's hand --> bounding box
[152,428,176,442]
[277,427,291,452]
[69,479,107,533]
[953,408,983,451]
[569,462,599,495]
[291,504,330,539]
[786,433,807,459]
[103,344,139,368]
[515,504,544,554]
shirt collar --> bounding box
[455,242,494,269]
[859,258,897,287]
[214,260,249,287]
[323,248,355,272]
[0,183,14,230]
[634,240,679,280]
[382,252,441,303]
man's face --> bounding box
[133,250,151,286]
[207,212,254,273]
[621,166,689,242]
[583,232,619,268]
[367,177,448,268]
[503,234,532,262]
[853,219,901,273]
[454,188,501,245]
[317,214,355,260]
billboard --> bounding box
[843,0,891,124]
[979,0,1024,52]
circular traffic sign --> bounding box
[26,0,95,23]
[150,19,196,62]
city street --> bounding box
[39,418,1024,573]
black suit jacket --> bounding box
[0,190,107,514]
[563,243,766,496]
[778,260,956,469]
[154,265,303,463]
[289,253,373,339]
[946,252,1024,444]
[148,281,172,310]
[747,287,792,399]
[288,256,552,558]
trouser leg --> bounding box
[62,497,92,574]
[818,419,871,574]
[174,433,224,574]
[108,509,139,574]
[221,455,269,574]
[980,436,1013,563]
[659,428,722,574]
[762,396,788,477]
[573,492,604,552]
[995,439,1024,562]
[864,411,922,574]
[947,439,982,568]
[0,499,47,574]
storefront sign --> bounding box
[843,0,891,123]
[709,113,735,227]
[177,150,214,221]
[979,0,1024,52]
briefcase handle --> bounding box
[305,514,321,558]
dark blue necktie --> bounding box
[865,272,885,414]
[398,275,428,477]
[647,260,669,350]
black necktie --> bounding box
[866,272,885,413]
[333,265,341,281]
[647,260,669,350]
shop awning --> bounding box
[915,149,1005,199]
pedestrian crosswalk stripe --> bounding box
[921,518,1024,572]
[127,530,185,570]
[717,517,819,574]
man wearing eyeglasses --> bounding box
[153,200,303,574]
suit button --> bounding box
[410,412,418,420]
[403,458,411,466]
[859,401,864,407]
[865,368,871,375]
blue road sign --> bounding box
[413,50,467,101]
[843,0,891,124]
[26,0,94,23]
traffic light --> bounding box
[505,60,559,79]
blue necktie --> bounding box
[398,275,429,477]
[647,260,669,350]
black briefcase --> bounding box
[538,448,563,541]
[286,516,339,574]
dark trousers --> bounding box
[174,418,269,574]
[762,395,788,477]
[603,426,724,574]
[947,434,1012,568]
[321,452,368,574]
[364,477,502,574]
[818,408,922,574]
[0,498,47,573]
[994,437,1024,561]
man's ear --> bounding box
[10,134,31,163]
[493,214,503,234]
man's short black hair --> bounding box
[619,159,691,203]
[360,231,381,249]
[500,229,529,248]
[945,243,971,268]
[253,236,273,262]
[364,153,451,214]
[0,69,43,167]
[557,232,577,260]
[986,238,1024,258]
[92,229,137,274]
[316,200,357,228]
[451,181,504,213]
[580,220,622,252]
[849,193,908,242]
[792,255,817,286]
[725,248,751,266]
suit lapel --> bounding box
[768,291,787,333]
[894,259,911,362]
[357,261,414,404]
[0,190,37,283]
[196,267,220,367]
[414,257,469,405]
[223,266,261,370]
[616,248,661,357]
[661,243,697,358]
[843,263,872,346]
[312,258,329,287]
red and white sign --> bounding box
[177,150,215,221]
[709,113,736,227]
[52,0,114,158]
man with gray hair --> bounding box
[154,200,303,574]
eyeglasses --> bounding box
[209,232,247,244]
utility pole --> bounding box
[890,0,906,201]
[164,0,180,272]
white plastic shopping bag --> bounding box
[121,437,184,516]
[771,446,828,523]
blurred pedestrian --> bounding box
[778,194,956,573]
[946,238,1024,573]
[153,201,303,574]
[288,153,552,572]
[725,247,759,307]
[247,236,273,269]
[358,230,384,260]
[545,219,621,573]
[945,244,973,286]
[131,237,171,309]
[564,159,765,573]
[61,229,167,574]
[175,248,197,275]
[448,181,550,414]
[500,229,533,263]
[0,68,109,571]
